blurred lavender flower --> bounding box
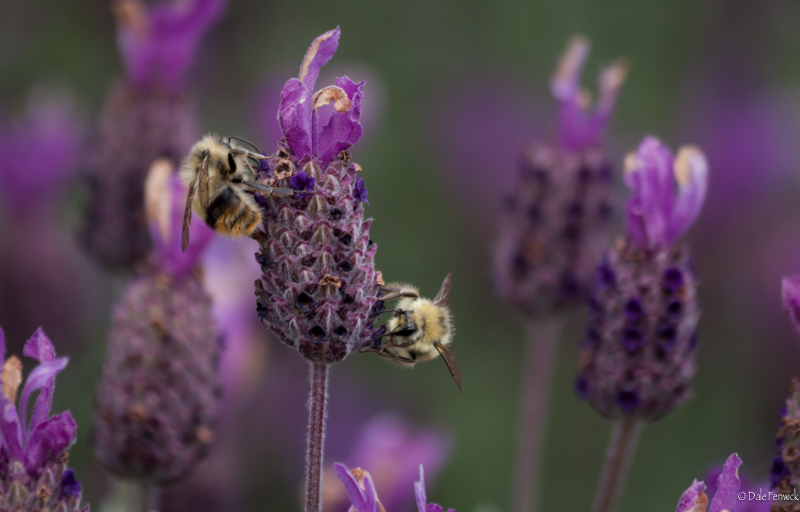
[322,414,452,512]
[0,88,97,356]
[253,27,381,364]
[93,162,221,484]
[676,453,741,512]
[0,326,89,511]
[0,88,83,215]
[494,37,626,316]
[81,0,224,272]
[335,464,455,512]
[577,136,707,420]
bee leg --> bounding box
[371,349,417,365]
[242,180,297,197]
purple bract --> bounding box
[623,136,708,251]
[676,453,741,512]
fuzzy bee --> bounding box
[370,273,461,392]
[180,134,296,252]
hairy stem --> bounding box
[591,418,643,512]
[512,317,562,512]
[305,362,330,512]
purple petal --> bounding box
[415,465,428,512]
[666,146,708,245]
[362,470,379,512]
[585,60,628,144]
[782,277,800,341]
[25,411,77,471]
[298,28,340,91]
[279,78,313,158]
[22,328,58,443]
[334,463,369,511]
[708,453,742,512]
[317,76,365,163]
[116,0,226,92]
[61,469,81,498]
[676,479,707,512]
[0,400,24,461]
[19,357,68,445]
[22,327,56,363]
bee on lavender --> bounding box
[180,134,298,251]
[370,274,462,392]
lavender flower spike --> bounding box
[623,136,708,251]
[0,326,89,511]
[254,28,378,363]
[94,161,220,484]
[676,453,742,512]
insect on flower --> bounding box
[180,133,301,251]
[369,273,462,392]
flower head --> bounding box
[577,138,706,421]
[114,0,226,92]
[493,37,622,316]
[623,136,708,251]
[254,28,380,363]
[676,454,742,512]
[0,326,89,511]
[551,36,628,151]
[771,379,800,511]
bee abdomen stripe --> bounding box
[205,187,239,228]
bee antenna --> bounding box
[227,135,262,155]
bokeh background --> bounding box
[2,0,800,510]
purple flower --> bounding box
[145,159,215,278]
[334,463,455,512]
[0,326,88,511]
[278,27,365,164]
[551,37,628,151]
[354,177,369,205]
[290,171,316,192]
[623,136,709,251]
[0,88,83,214]
[676,453,741,512]
[114,0,226,92]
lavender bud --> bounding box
[252,28,381,363]
[494,37,626,316]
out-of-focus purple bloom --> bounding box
[145,159,215,279]
[623,136,708,251]
[781,277,800,342]
[323,414,451,512]
[551,36,628,151]
[0,326,89,511]
[0,89,83,214]
[676,453,741,512]
[114,0,226,92]
[277,27,365,164]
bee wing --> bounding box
[181,171,201,252]
[432,273,452,308]
[434,340,462,393]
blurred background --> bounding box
[2,0,800,510]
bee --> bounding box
[180,134,297,252]
[370,273,462,392]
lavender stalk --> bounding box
[591,419,642,512]
[494,38,626,512]
[305,363,330,512]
